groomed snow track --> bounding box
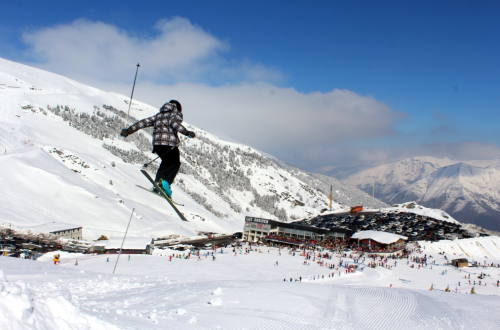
[2,253,500,329]
[130,281,498,329]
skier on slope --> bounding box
[120,100,195,197]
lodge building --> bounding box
[31,222,83,240]
[243,216,354,244]
[351,230,408,256]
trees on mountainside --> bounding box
[45,104,288,220]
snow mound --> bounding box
[0,269,115,329]
[37,250,85,262]
[209,297,223,305]
[212,287,223,295]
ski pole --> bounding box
[126,63,140,122]
[142,136,190,168]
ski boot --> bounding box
[158,178,172,198]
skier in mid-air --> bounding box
[121,100,195,197]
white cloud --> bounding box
[110,81,405,150]
[22,17,283,84]
[19,18,408,172]
[305,141,500,173]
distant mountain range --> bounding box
[328,156,500,231]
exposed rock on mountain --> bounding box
[329,157,500,231]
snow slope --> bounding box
[329,156,500,231]
[0,57,386,240]
[2,243,500,329]
[420,236,500,259]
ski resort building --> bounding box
[243,217,354,244]
[31,222,83,240]
[351,230,408,256]
[92,237,153,254]
[451,258,469,268]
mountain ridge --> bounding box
[329,157,500,231]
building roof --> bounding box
[30,222,82,233]
[245,216,354,236]
[93,237,152,250]
[351,230,408,244]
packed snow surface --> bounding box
[2,239,500,329]
[351,230,407,244]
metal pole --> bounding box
[329,185,332,211]
[126,64,140,120]
[113,208,135,274]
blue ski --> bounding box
[140,169,188,222]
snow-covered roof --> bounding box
[352,230,407,244]
[30,222,82,233]
[93,237,152,250]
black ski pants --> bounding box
[153,145,180,185]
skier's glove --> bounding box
[187,131,196,138]
[121,128,130,138]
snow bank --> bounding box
[0,268,115,329]
[212,287,223,295]
[419,236,500,259]
[37,250,85,262]
[209,297,223,305]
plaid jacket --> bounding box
[127,103,189,146]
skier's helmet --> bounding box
[169,100,182,112]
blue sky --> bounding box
[1,1,500,171]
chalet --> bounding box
[351,230,408,256]
[451,258,469,268]
[93,237,153,254]
[31,222,83,240]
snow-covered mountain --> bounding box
[329,156,500,231]
[0,58,387,240]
